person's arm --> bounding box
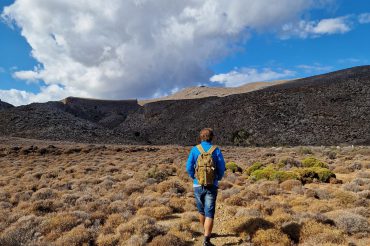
[215,148,226,181]
[186,148,196,179]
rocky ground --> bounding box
[0,137,369,245]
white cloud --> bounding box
[210,68,295,87]
[1,0,325,103]
[297,64,333,73]
[0,84,80,106]
[358,13,370,24]
[281,16,351,39]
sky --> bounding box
[0,0,369,106]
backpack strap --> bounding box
[196,144,205,154]
[207,145,217,154]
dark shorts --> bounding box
[194,185,218,219]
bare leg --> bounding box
[204,217,214,237]
[199,213,205,226]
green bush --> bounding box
[226,162,242,173]
[250,169,273,181]
[244,162,263,176]
[250,166,299,183]
[296,167,335,183]
[270,171,299,183]
[301,157,328,168]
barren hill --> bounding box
[0,99,14,110]
[139,80,290,105]
[0,66,369,146]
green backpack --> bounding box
[195,144,217,186]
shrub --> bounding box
[54,225,91,246]
[301,157,328,168]
[225,195,248,206]
[41,213,82,234]
[218,181,233,190]
[278,157,301,169]
[252,228,291,246]
[357,171,370,179]
[96,233,120,246]
[146,166,171,182]
[300,220,346,245]
[148,233,187,246]
[31,188,58,201]
[333,190,357,207]
[226,162,242,173]
[244,162,263,176]
[342,179,365,193]
[299,147,313,155]
[250,166,298,183]
[249,165,276,181]
[325,151,337,159]
[0,215,41,246]
[31,200,57,215]
[168,197,185,213]
[325,210,370,234]
[257,181,280,196]
[124,179,145,195]
[270,171,299,183]
[101,213,126,234]
[296,167,335,183]
[280,180,302,191]
[226,216,274,236]
[220,187,242,201]
[137,206,173,220]
[313,189,332,200]
[156,180,186,194]
[116,216,165,242]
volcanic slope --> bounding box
[0,66,369,146]
[0,99,13,110]
[120,65,370,146]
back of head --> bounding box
[199,128,214,143]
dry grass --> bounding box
[0,141,369,245]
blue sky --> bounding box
[0,0,369,105]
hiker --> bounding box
[186,128,226,246]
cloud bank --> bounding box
[2,0,323,105]
[210,68,295,87]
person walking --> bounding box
[186,128,226,246]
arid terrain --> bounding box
[0,137,369,246]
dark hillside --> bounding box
[0,99,14,110]
[0,66,369,146]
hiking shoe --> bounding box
[203,240,214,246]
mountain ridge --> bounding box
[0,65,369,146]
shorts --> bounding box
[194,185,218,219]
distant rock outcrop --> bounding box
[0,99,14,110]
[0,66,369,146]
[138,80,290,105]
[62,97,140,127]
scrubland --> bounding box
[0,138,369,246]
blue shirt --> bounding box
[186,141,226,187]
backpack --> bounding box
[195,144,217,186]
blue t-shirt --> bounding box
[186,141,226,187]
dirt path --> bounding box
[194,203,243,246]
[157,201,243,245]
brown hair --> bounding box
[199,128,214,142]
